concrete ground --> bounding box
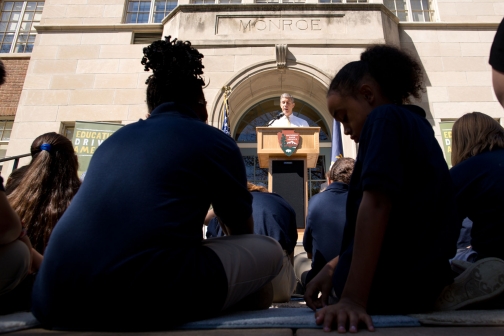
[8,326,504,335]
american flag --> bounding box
[221,99,231,136]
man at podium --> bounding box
[269,93,309,127]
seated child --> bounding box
[305,44,461,332]
[32,37,283,331]
[296,157,354,289]
[206,182,298,302]
[450,112,504,262]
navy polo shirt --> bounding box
[303,181,348,277]
[207,191,297,254]
[32,102,252,330]
[450,149,504,260]
[333,104,459,314]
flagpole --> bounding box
[221,86,232,136]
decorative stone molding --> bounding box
[276,44,287,70]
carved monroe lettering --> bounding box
[239,19,322,32]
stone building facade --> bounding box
[0,0,503,193]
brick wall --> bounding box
[0,59,29,117]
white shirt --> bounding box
[269,114,309,127]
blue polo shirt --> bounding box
[32,102,252,330]
[450,149,504,260]
[207,191,297,254]
[303,181,347,277]
[332,104,459,314]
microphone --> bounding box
[266,112,284,126]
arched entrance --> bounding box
[209,63,344,197]
[236,97,331,198]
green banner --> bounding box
[73,121,123,178]
[439,122,454,168]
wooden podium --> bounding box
[256,127,320,230]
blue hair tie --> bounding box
[40,143,51,152]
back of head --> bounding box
[328,44,424,104]
[451,112,504,166]
[247,182,268,193]
[142,36,205,114]
[0,59,5,86]
[329,157,355,185]
[8,132,81,253]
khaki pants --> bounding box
[203,234,283,310]
[270,250,297,303]
[0,240,30,296]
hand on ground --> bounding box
[304,263,334,310]
[315,298,374,333]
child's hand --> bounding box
[304,263,334,310]
[315,297,374,333]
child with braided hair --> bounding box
[32,36,283,331]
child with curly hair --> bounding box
[32,37,282,331]
[304,45,461,332]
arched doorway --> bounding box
[235,97,332,199]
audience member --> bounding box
[295,157,354,291]
[32,36,283,331]
[490,18,504,107]
[5,165,29,195]
[305,44,461,332]
[450,112,504,262]
[8,133,80,255]
[0,60,38,314]
[206,182,298,302]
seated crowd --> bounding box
[0,19,503,332]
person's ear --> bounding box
[359,84,375,105]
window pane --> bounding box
[25,43,33,52]
[13,2,23,10]
[1,13,10,21]
[137,13,149,23]
[154,13,164,22]
[398,11,408,21]
[19,21,30,31]
[2,130,11,141]
[155,2,166,11]
[24,12,34,21]
[17,33,27,42]
[410,0,422,10]
[4,34,14,42]
[396,0,405,10]
[11,12,21,22]
[3,2,14,11]
[126,13,138,23]
[0,22,7,32]
[7,22,18,32]
[128,1,139,11]
[0,122,4,131]
[26,2,37,11]
[139,1,151,11]
[0,43,11,53]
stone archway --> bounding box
[209,61,333,132]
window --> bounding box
[125,0,177,24]
[319,0,367,3]
[0,120,13,141]
[0,120,13,171]
[0,1,44,53]
[255,0,305,3]
[384,0,432,22]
